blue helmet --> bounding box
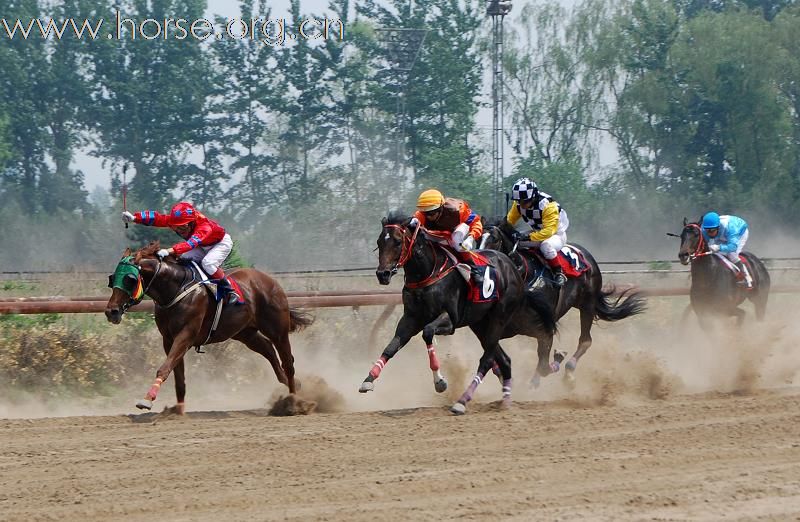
[702,212,720,229]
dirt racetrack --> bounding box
[1,387,799,521]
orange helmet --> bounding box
[168,202,197,226]
[416,189,445,212]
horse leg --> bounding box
[272,333,297,394]
[530,335,564,388]
[564,307,594,386]
[156,335,187,414]
[234,328,289,389]
[421,311,454,393]
[136,331,194,411]
[494,347,513,408]
[172,360,186,415]
[450,346,499,415]
[359,314,423,392]
[750,288,769,322]
[255,310,298,394]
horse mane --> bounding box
[133,240,173,265]
[137,240,161,257]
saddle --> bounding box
[422,238,500,303]
[714,253,754,289]
[185,262,245,304]
[517,244,589,288]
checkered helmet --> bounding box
[511,177,538,202]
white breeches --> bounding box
[529,232,567,260]
[179,233,233,275]
[722,228,748,262]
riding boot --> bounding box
[734,260,753,289]
[547,257,567,287]
[210,268,240,304]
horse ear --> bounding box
[123,247,132,257]
[381,216,387,227]
[682,217,687,226]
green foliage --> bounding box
[0,323,121,394]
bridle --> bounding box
[683,223,710,260]
[381,223,456,288]
[383,223,420,275]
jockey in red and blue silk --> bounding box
[122,202,240,303]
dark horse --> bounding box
[104,241,313,413]
[360,212,557,415]
[480,218,646,386]
[676,218,770,323]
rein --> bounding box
[138,257,200,308]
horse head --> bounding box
[105,246,146,324]
[376,211,418,285]
[677,217,706,265]
[104,241,171,323]
[479,216,516,253]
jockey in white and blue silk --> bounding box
[701,211,752,288]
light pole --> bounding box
[375,28,427,178]
[487,0,512,216]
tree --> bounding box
[88,0,211,211]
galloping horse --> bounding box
[676,218,770,323]
[361,212,557,415]
[480,218,646,385]
[105,241,312,413]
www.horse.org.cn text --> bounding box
[0,11,345,46]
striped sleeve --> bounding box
[134,210,169,227]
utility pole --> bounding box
[487,0,512,217]
[376,28,427,179]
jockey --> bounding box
[701,211,752,288]
[410,189,483,254]
[122,202,240,303]
[505,177,570,286]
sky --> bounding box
[76,0,595,191]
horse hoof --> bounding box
[500,397,513,410]
[450,402,466,415]
[434,378,448,393]
[135,399,153,410]
[554,350,567,364]
[530,374,541,389]
[359,381,374,393]
[565,357,577,372]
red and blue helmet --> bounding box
[168,202,197,226]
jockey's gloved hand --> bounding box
[156,249,170,259]
[122,211,135,223]
[409,217,420,229]
[709,244,720,253]
[462,236,476,251]
[511,231,526,242]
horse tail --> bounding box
[524,289,558,335]
[594,286,647,322]
[289,307,314,332]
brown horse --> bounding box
[104,241,312,413]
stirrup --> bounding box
[553,273,567,287]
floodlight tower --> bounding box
[487,0,512,216]
[376,28,427,177]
